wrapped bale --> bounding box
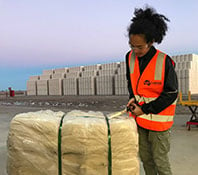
[61,111,109,175]
[61,110,139,175]
[111,116,139,174]
[7,110,64,175]
[7,110,139,175]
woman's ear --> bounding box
[148,40,154,47]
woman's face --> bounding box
[129,34,152,57]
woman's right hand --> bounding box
[127,98,136,111]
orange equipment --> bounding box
[179,91,198,130]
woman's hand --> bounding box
[130,103,144,116]
[127,98,136,107]
[127,98,144,116]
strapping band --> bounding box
[58,114,66,175]
[58,114,112,175]
[105,115,112,175]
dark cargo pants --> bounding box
[138,126,172,175]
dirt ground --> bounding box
[0,95,198,175]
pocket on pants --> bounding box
[155,130,171,154]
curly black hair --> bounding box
[128,6,170,44]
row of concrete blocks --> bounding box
[172,53,198,62]
[175,61,198,70]
[42,62,123,75]
[178,77,198,95]
[29,67,127,81]
[175,69,198,79]
[40,54,198,76]
[27,70,196,96]
[175,68,198,94]
[40,53,197,76]
[27,74,128,96]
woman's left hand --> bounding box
[131,103,144,116]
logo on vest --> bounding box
[144,80,162,86]
[144,80,151,86]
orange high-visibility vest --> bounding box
[128,50,177,131]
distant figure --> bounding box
[5,91,8,98]
[8,87,15,97]
[126,6,178,175]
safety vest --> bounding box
[128,50,177,131]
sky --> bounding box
[0,0,198,90]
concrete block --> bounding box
[96,75,114,95]
[63,78,78,95]
[43,69,54,75]
[29,75,40,81]
[98,69,117,76]
[178,78,181,92]
[176,63,181,70]
[83,64,101,71]
[65,72,81,78]
[117,67,126,75]
[114,74,128,95]
[180,78,185,95]
[40,74,52,80]
[191,61,198,70]
[78,77,96,95]
[81,70,98,77]
[68,66,84,73]
[27,80,37,96]
[175,70,180,78]
[52,73,66,79]
[49,79,63,96]
[192,54,198,62]
[37,80,49,96]
[100,62,120,70]
[54,68,68,74]
[185,78,189,94]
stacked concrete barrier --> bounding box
[42,69,54,75]
[27,81,37,96]
[114,74,128,95]
[62,71,81,95]
[83,64,101,71]
[79,70,98,95]
[172,54,198,94]
[100,62,120,70]
[81,70,98,77]
[63,78,79,95]
[27,76,40,96]
[49,73,66,96]
[7,110,139,175]
[54,67,68,74]
[115,61,128,95]
[78,77,96,95]
[26,53,198,96]
[65,72,81,78]
[96,75,115,95]
[37,75,52,96]
[68,66,84,73]
[96,62,119,95]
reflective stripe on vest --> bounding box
[134,95,177,116]
[128,50,176,131]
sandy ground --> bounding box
[0,95,198,175]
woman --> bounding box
[126,6,178,175]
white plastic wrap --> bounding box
[7,110,64,175]
[7,110,139,175]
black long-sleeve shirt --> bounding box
[125,46,178,114]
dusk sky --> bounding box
[1,0,198,90]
